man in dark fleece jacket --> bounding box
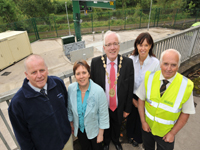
[8,54,72,150]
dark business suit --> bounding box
[91,54,134,145]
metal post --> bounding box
[6,100,10,106]
[173,8,178,28]
[14,22,17,30]
[188,30,198,58]
[139,10,142,29]
[91,13,93,32]
[65,2,71,35]
[124,10,126,30]
[92,31,95,41]
[53,16,58,37]
[157,8,160,26]
[31,18,40,40]
[72,0,81,41]
[147,0,152,31]
[154,8,157,27]
[69,76,72,84]
[102,31,104,40]
[0,132,11,150]
[0,109,20,149]
[109,12,110,30]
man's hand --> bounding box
[142,121,151,132]
[123,111,130,118]
[163,131,175,143]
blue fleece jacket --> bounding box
[8,76,71,150]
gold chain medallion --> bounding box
[101,56,123,97]
[109,88,115,97]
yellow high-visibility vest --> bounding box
[144,70,193,137]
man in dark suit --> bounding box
[91,31,134,150]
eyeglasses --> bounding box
[104,42,119,48]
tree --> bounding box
[0,0,19,23]
[156,0,187,9]
[185,0,200,15]
[18,0,54,18]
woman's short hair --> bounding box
[132,32,155,57]
[73,60,91,75]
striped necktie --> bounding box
[160,80,169,97]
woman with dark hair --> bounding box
[68,60,109,150]
[126,32,160,147]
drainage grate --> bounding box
[1,72,11,76]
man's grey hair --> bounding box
[103,30,120,45]
[160,49,181,67]
[24,54,47,71]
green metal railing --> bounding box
[0,8,200,43]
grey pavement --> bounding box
[0,27,200,150]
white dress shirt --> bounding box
[28,82,48,95]
[129,54,160,93]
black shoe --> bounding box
[103,145,109,150]
[128,138,133,144]
[114,143,123,150]
[132,140,139,147]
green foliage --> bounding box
[186,0,200,10]
[53,0,72,14]
[18,0,54,18]
[0,0,19,23]
[116,0,137,9]
[156,0,187,9]
[140,0,151,10]
[1,0,199,40]
[188,1,196,9]
[185,1,198,15]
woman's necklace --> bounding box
[101,56,123,97]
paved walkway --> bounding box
[0,27,200,150]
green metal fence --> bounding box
[0,8,200,43]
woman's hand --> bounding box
[97,129,104,143]
[70,122,74,134]
[97,134,103,143]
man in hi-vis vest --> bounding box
[137,49,195,150]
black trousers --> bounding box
[126,94,143,143]
[104,108,121,145]
[78,129,103,150]
[142,129,174,150]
